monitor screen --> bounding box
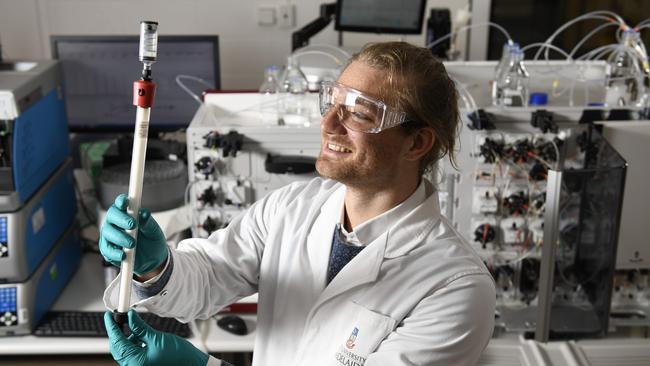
[335,0,426,34]
[51,35,220,132]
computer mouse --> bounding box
[217,315,248,336]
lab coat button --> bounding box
[161,290,168,296]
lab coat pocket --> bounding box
[332,302,396,365]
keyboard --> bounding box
[33,311,192,338]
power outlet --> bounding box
[278,4,295,28]
[257,6,276,26]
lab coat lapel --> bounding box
[310,232,387,315]
[384,184,441,258]
[305,185,345,291]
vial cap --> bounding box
[529,92,548,106]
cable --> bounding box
[184,179,200,207]
[527,151,553,169]
[533,12,627,61]
[581,44,628,61]
[635,24,650,32]
[535,12,626,61]
[578,43,619,60]
[634,18,650,29]
[73,180,98,226]
[291,49,343,66]
[521,42,572,60]
[548,139,561,170]
[569,22,619,59]
[184,179,201,233]
[295,43,352,59]
[426,21,513,50]
[451,77,481,129]
[224,96,287,119]
[175,74,214,105]
[499,245,541,266]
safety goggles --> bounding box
[318,81,411,133]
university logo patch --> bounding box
[335,326,366,365]
[345,327,359,349]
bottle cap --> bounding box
[529,92,548,106]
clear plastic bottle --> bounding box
[605,30,647,107]
[493,44,529,107]
[258,65,280,124]
[491,42,514,106]
[278,55,310,125]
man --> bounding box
[101,41,495,366]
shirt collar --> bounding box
[339,180,427,246]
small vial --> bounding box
[139,21,158,63]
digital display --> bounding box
[51,36,220,132]
[0,287,17,313]
[0,216,7,258]
[336,0,426,34]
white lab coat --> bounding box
[105,178,496,366]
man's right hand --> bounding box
[99,194,169,278]
[104,310,209,366]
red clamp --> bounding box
[133,79,157,108]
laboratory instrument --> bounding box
[0,55,78,337]
[0,160,76,282]
[186,92,320,239]
[0,60,71,210]
[95,137,188,213]
[114,20,158,326]
[0,225,80,336]
[442,58,642,340]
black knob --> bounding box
[201,216,219,235]
[474,223,496,244]
[194,156,214,177]
[197,186,218,206]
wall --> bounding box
[0,0,469,89]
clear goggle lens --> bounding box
[319,81,409,133]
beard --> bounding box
[315,142,397,188]
[315,154,357,183]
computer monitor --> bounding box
[335,0,426,34]
[51,35,220,132]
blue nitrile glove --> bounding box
[104,310,209,366]
[99,194,168,276]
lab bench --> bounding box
[0,253,256,357]
[1,252,649,366]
